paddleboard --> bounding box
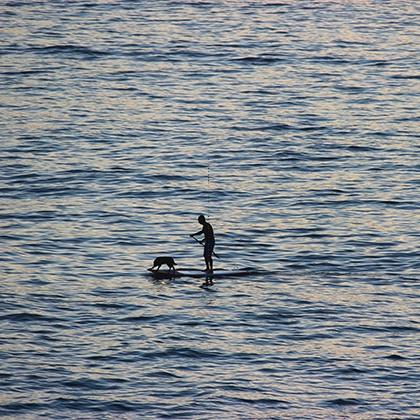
[148,267,258,279]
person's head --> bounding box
[198,214,206,225]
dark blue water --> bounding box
[1,1,419,418]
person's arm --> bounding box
[190,229,203,237]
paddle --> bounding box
[191,236,220,259]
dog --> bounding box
[149,256,177,271]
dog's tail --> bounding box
[173,261,177,265]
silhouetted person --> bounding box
[190,214,215,273]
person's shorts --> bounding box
[203,240,215,258]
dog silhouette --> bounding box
[150,256,177,271]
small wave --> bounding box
[391,74,420,80]
[232,123,294,132]
[51,397,143,412]
[365,60,390,67]
[261,2,289,7]
[309,55,351,64]
[29,44,110,59]
[0,312,63,323]
[16,186,91,197]
[232,56,285,65]
[248,309,298,322]
[63,378,112,390]
[336,366,367,375]
[325,398,362,406]
[351,325,419,334]
[0,402,45,414]
[1,69,48,76]
[311,155,343,162]
[120,314,167,323]
[346,145,381,152]
[298,125,328,131]
[232,123,327,132]
[147,370,182,379]
[143,347,222,360]
[224,396,289,407]
[153,174,190,181]
[384,354,407,360]
[0,234,27,241]
[116,190,165,198]
[93,302,136,310]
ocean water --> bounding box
[1,0,419,418]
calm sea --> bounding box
[1,0,419,418]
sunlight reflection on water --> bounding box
[1,0,419,418]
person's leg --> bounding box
[204,242,211,271]
[205,255,210,271]
[208,241,214,272]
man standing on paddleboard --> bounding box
[190,215,215,273]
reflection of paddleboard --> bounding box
[200,284,216,290]
[148,268,258,279]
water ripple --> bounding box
[1,0,419,418]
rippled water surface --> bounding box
[1,0,419,418]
